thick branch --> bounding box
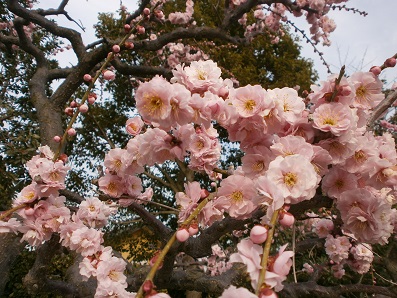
[112,58,173,79]
[367,89,397,128]
[7,0,86,58]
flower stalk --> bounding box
[136,194,214,298]
[255,208,280,295]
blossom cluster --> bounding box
[2,56,397,297]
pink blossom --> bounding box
[349,243,373,274]
[348,72,384,109]
[98,174,125,198]
[337,188,394,244]
[321,167,358,199]
[96,256,127,288]
[216,174,258,219]
[176,181,202,222]
[135,76,172,125]
[312,218,334,238]
[270,135,314,159]
[0,218,21,234]
[69,226,104,256]
[77,197,115,228]
[255,176,284,223]
[269,87,305,125]
[312,102,353,136]
[229,239,262,288]
[220,285,257,298]
[104,148,125,175]
[229,84,273,118]
[266,155,318,204]
[79,246,113,280]
[241,146,273,178]
[324,235,351,264]
[171,60,222,93]
[126,117,144,136]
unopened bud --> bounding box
[176,228,190,242]
[112,45,121,53]
[53,135,61,143]
[143,8,150,15]
[83,74,92,82]
[67,128,76,136]
[370,66,382,76]
[136,25,145,35]
[279,211,294,227]
[250,225,268,244]
[79,103,89,113]
[385,57,397,68]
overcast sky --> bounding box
[38,0,397,86]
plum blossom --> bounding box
[324,235,351,264]
[68,226,104,256]
[126,116,144,136]
[135,76,173,125]
[176,181,201,222]
[349,243,373,274]
[266,155,319,204]
[337,188,394,244]
[312,102,354,136]
[229,239,262,288]
[215,174,258,219]
[77,197,115,228]
[171,60,222,93]
[229,84,273,118]
[348,72,384,109]
[220,285,257,298]
[312,218,334,238]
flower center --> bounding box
[284,172,297,187]
[356,85,367,98]
[244,99,256,111]
[354,150,367,163]
[108,270,119,282]
[230,190,243,203]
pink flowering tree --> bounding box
[2,1,397,298]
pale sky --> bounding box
[38,0,397,85]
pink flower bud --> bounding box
[125,41,134,49]
[250,225,268,244]
[124,24,131,32]
[64,107,73,116]
[83,74,92,82]
[103,70,116,81]
[279,211,295,227]
[88,96,96,104]
[67,128,76,136]
[370,66,382,76]
[385,57,397,68]
[200,188,209,199]
[53,135,61,143]
[210,182,217,188]
[70,100,78,108]
[59,153,68,163]
[142,280,154,294]
[176,228,190,242]
[79,103,89,113]
[143,8,150,15]
[112,45,121,53]
[149,251,163,269]
[259,288,278,298]
[136,25,145,35]
[188,223,199,236]
[24,208,35,216]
